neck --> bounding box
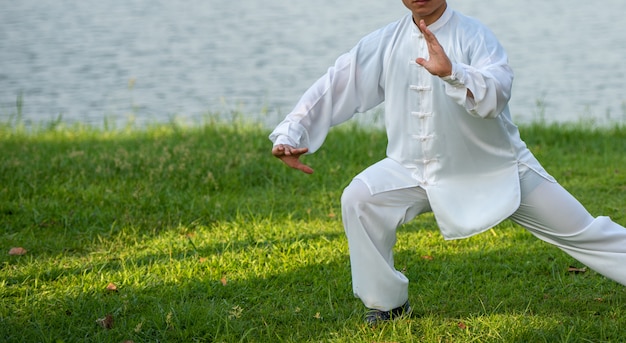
[413,3,447,26]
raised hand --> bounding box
[272,144,314,174]
[415,19,453,78]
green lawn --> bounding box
[1,119,625,342]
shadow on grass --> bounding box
[3,223,626,342]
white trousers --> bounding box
[341,165,626,311]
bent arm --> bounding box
[442,60,513,119]
[417,18,513,120]
[430,19,513,119]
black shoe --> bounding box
[364,301,412,326]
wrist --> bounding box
[441,62,464,87]
[439,63,453,78]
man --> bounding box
[269,0,626,325]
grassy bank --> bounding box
[1,120,625,342]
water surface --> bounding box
[1,0,624,127]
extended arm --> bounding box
[269,28,390,173]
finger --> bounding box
[297,163,314,174]
[418,19,430,36]
[272,145,286,157]
[283,145,293,156]
[283,157,314,174]
[291,147,309,155]
[419,20,435,40]
[282,145,309,157]
[419,20,441,51]
[273,144,302,157]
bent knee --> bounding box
[341,179,372,209]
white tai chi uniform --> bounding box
[270,7,626,311]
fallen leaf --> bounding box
[106,283,118,292]
[199,257,208,263]
[421,255,434,260]
[8,247,27,256]
[567,266,587,274]
[134,321,143,333]
[220,277,228,286]
[458,321,467,330]
[96,314,114,329]
[228,306,243,319]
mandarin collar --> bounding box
[411,5,453,33]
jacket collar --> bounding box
[411,6,454,33]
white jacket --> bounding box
[270,7,555,239]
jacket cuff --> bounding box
[441,63,465,87]
[269,121,307,148]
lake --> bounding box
[1,0,625,127]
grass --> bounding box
[1,118,626,342]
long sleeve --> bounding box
[269,28,390,153]
[440,23,514,119]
